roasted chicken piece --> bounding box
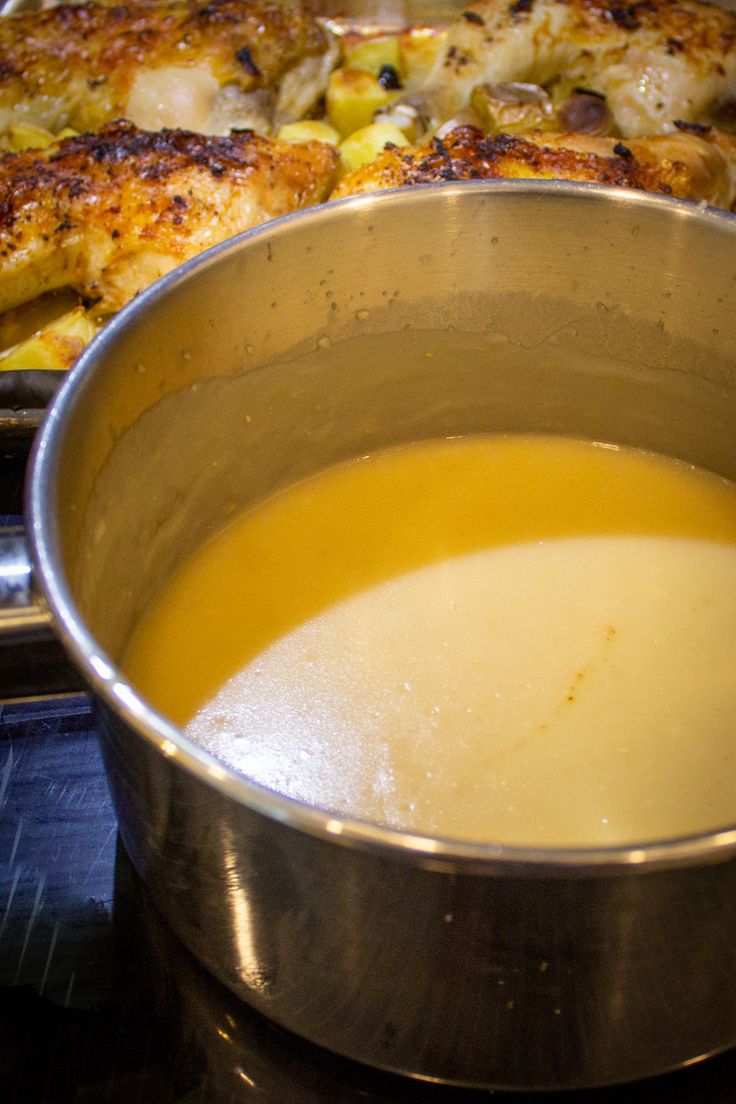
[0,121,340,315]
[405,0,736,138]
[0,0,338,136]
[331,122,736,209]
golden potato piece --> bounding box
[345,36,402,79]
[326,67,397,138]
[0,306,97,371]
[339,122,409,173]
[278,119,340,146]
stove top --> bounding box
[2,694,736,1103]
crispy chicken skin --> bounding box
[412,0,736,137]
[331,122,736,208]
[0,0,333,133]
[0,121,339,315]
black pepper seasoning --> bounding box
[378,64,401,90]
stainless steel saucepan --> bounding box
[3,182,736,1090]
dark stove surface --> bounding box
[3,695,736,1104]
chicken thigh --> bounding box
[331,122,736,209]
[409,0,736,138]
[0,121,339,314]
[0,0,337,136]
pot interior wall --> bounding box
[48,185,736,663]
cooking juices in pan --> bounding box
[123,433,736,847]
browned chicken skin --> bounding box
[0,121,340,314]
[409,0,736,137]
[331,122,736,208]
[0,0,335,134]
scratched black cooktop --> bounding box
[4,694,736,1104]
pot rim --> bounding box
[27,179,736,875]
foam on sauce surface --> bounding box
[123,435,736,846]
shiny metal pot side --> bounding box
[18,183,736,1088]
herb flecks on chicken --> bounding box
[0,121,340,315]
[331,123,736,209]
[408,0,736,138]
[0,0,337,136]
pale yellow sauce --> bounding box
[124,435,736,846]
